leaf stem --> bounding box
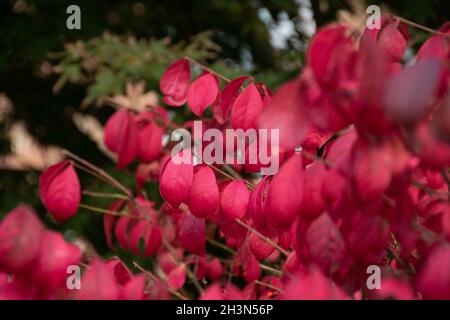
[235,219,290,257]
[162,238,204,294]
[63,149,132,197]
[395,16,450,38]
[79,203,145,220]
[132,261,189,300]
[184,56,231,83]
[82,190,129,200]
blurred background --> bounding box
[0,0,449,259]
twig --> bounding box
[395,16,450,38]
[206,237,284,277]
[184,56,231,83]
[162,238,204,294]
[79,203,146,220]
[82,190,128,200]
[259,264,283,277]
[63,149,132,197]
[235,219,290,257]
[413,180,449,201]
[254,280,284,294]
[206,237,236,255]
[133,261,189,300]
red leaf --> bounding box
[39,160,81,222]
[160,152,194,208]
[129,221,162,256]
[160,59,191,106]
[32,230,81,293]
[249,232,275,260]
[187,73,219,116]
[296,213,346,275]
[167,264,186,290]
[178,212,206,256]
[307,24,352,88]
[137,111,165,162]
[104,109,139,168]
[207,258,223,280]
[417,22,450,61]
[280,267,347,300]
[242,257,261,283]
[0,205,43,273]
[122,274,146,300]
[265,154,303,229]
[231,83,263,130]
[300,162,326,219]
[352,140,393,202]
[220,180,250,220]
[416,245,450,299]
[219,76,250,120]
[105,257,132,286]
[103,200,126,250]
[375,16,409,62]
[201,283,244,300]
[76,259,121,300]
[187,166,219,218]
[384,58,442,126]
[258,79,308,149]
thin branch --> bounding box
[206,237,236,255]
[395,16,450,38]
[259,264,283,277]
[413,180,449,201]
[235,219,290,257]
[206,238,284,276]
[132,261,189,300]
[184,56,231,83]
[82,190,128,200]
[254,280,284,294]
[79,203,146,220]
[162,238,204,294]
[63,149,132,197]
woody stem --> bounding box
[184,56,231,83]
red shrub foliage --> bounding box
[1,16,450,300]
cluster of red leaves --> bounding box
[0,205,153,299]
[2,15,450,300]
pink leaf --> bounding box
[219,76,250,120]
[122,274,146,300]
[297,213,346,275]
[178,212,206,256]
[76,259,121,300]
[137,111,165,162]
[187,166,219,218]
[258,79,309,149]
[0,205,43,273]
[187,73,219,116]
[103,200,126,249]
[160,152,194,208]
[39,160,81,222]
[32,230,81,293]
[160,59,191,106]
[384,58,442,126]
[231,83,263,130]
[220,180,250,220]
[104,109,139,168]
[307,24,352,88]
[129,221,162,256]
[265,154,303,229]
[167,264,186,290]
